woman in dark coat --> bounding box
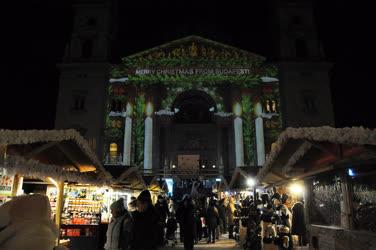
[181,195,196,250]
[291,199,307,246]
[205,199,219,244]
[130,190,159,250]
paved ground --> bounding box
[162,234,241,250]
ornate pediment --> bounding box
[121,35,265,68]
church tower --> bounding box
[55,0,114,158]
[271,0,334,128]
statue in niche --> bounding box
[301,91,318,115]
[201,46,207,57]
[189,42,198,57]
[272,100,277,113]
[266,100,271,113]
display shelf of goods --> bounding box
[61,186,104,226]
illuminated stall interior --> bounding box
[256,126,376,249]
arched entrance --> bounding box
[156,90,225,178]
[172,90,217,124]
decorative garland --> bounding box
[161,86,225,112]
[242,95,255,165]
[133,95,146,167]
[111,68,276,88]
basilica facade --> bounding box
[55,0,334,187]
[105,36,280,180]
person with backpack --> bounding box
[104,198,133,250]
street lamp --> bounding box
[247,178,256,187]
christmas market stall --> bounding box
[256,126,376,250]
[0,129,112,249]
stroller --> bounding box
[166,214,178,247]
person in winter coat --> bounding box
[128,196,137,212]
[205,199,219,244]
[175,199,185,243]
[218,199,227,234]
[291,198,307,246]
[104,198,133,250]
[155,195,170,246]
[0,194,64,250]
[130,190,159,250]
[226,197,236,239]
[181,195,196,250]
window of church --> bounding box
[291,15,303,25]
[72,95,86,112]
[109,143,118,164]
[87,18,97,27]
[111,100,123,112]
[295,38,308,58]
[82,39,93,59]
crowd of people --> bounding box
[104,191,242,250]
[0,189,306,250]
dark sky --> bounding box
[2,0,375,130]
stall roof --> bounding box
[256,126,376,186]
[0,129,112,184]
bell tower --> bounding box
[271,0,334,127]
[55,0,115,158]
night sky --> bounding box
[2,0,374,130]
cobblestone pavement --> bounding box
[162,234,241,250]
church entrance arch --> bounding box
[172,90,217,124]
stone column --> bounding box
[233,102,244,167]
[123,116,132,166]
[255,102,265,166]
[144,102,153,170]
[122,102,133,166]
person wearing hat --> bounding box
[104,198,133,250]
[130,190,159,250]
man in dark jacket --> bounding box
[218,199,227,234]
[175,199,185,243]
[155,195,170,246]
[206,199,219,243]
[130,190,159,250]
[291,198,307,246]
[181,194,195,250]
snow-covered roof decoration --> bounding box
[109,111,127,117]
[0,129,112,183]
[214,112,233,118]
[3,155,106,185]
[155,109,174,116]
[261,76,279,82]
[109,77,128,83]
[256,126,376,184]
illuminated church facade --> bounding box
[55,0,334,186]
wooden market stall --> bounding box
[256,126,376,250]
[0,129,112,249]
